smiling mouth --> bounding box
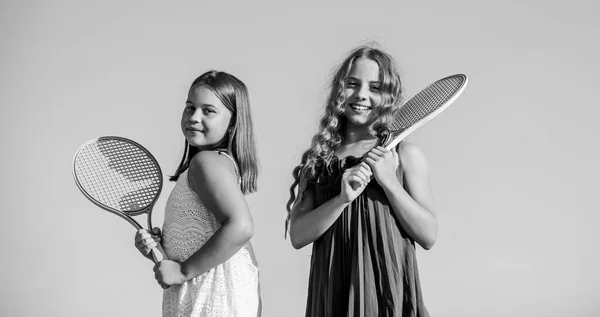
[349,103,371,111]
[187,128,204,133]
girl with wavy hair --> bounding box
[287,45,436,317]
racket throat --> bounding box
[382,129,406,149]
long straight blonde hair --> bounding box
[171,70,259,195]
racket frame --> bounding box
[382,74,468,150]
[72,136,165,262]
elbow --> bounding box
[420,231,437,250]
[287,220,304,249]
[227,219,254,244]
[240,221,254,242]
[289,230,307,250]
[420,239,435,250]
[419,215,438,250]
[291,239,306,250]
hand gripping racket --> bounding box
[72,136,166,263]
[381,74,468,149]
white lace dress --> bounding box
[161,164,261,317]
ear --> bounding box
[227,117,237,134]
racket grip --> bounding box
[150,244,166,263]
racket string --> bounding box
[390,76,465,131]
[74,139,161,212]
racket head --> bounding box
[72,136,163,227]
[383,74,468,149]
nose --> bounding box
[189,109,201,123]
[356,85,368,101]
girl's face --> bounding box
[181,85,233,150]
[343,57,382,127]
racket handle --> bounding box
[150,244,166,263]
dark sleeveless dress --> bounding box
[304,155,429,317]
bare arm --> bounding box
[365,144,438,250]
[289,163,372,249]
[179,151,254,279]
[149,150,256,289]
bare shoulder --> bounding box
[397,142,430,174]
[189,150,237,182]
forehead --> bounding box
[348,57,380,81]
[188,85,226,108]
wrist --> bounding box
[376,174,399,189]
[179,261,194,281]
[334,194,352,207]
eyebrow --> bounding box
[347,76,381,84]
[185,101,217,108]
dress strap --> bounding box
[216,150,241,184]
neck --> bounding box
[343,121,377,144]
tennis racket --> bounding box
[381,74,468,149]
[72,136,166,263]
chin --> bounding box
[186,138,207,148]
[346,116,372,127]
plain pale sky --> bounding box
[1,1,599,316]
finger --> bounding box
[152,227,161,235]
[358,162,372,171]
[137,233,151,243]
[355,164,373,177]
[142,246,150,255]
[135,236,148,248]
[350,173,369,186]
[342,169,357,182]
[137,229,150,238]
[145,245,156,255]
[135,230,147,242]
[364,156,376,168]
[369,147,386,156]
[352,169,370,183]
[365,152,381,161]
[380,147,396,159]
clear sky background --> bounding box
[1,1,599,316]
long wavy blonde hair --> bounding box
[285,45,403,234]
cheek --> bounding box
[344,88,354,100]
[370,93,382,106]
[208,117,229,137]
[180,115,186,131]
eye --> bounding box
[202,108,215,115]
[370,85,381,92]
[185,104,194,111]
[346,81,358,88]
